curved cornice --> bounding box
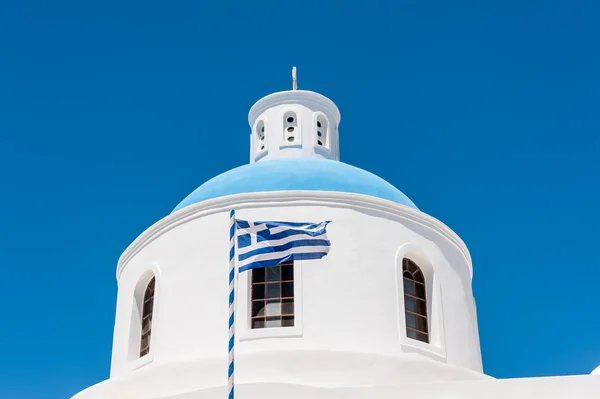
[248,90,341,127]
[116,191,472,280]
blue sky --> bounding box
[1,0,599,397]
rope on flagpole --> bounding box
[228,209,236,399]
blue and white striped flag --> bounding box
[235,220,332,272]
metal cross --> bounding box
[292,66,298,90]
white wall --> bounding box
[165,374,600,399]
[77,191,484,398]
[73,366,600,399]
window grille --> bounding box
[139,277,155,357]
[402,259,428,343]
[250,262,294,329]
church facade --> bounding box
[72,85,600,399]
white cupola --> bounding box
[248,69,341,163]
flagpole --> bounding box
[228,209,236,399]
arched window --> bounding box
[315,114,329,149]
[402,258,428,343]
[139,277,155,357]
[255,119,266,152]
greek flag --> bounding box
[235,220,331,272]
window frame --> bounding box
[238,259,304,341]
[126,263,161,372]
[139,276,156,357]
[280,108,303,149]
[249,261,296,329]
[313,112,331,154]
[402,259,429,343]
[395,244,446,360]
[253,117,268,162]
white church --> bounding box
[72,74,600,398]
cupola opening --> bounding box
[283,110,298,143]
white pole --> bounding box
[228,210,236,399]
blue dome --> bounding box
[173,158,417,213]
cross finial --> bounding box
[292,66,298,90]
